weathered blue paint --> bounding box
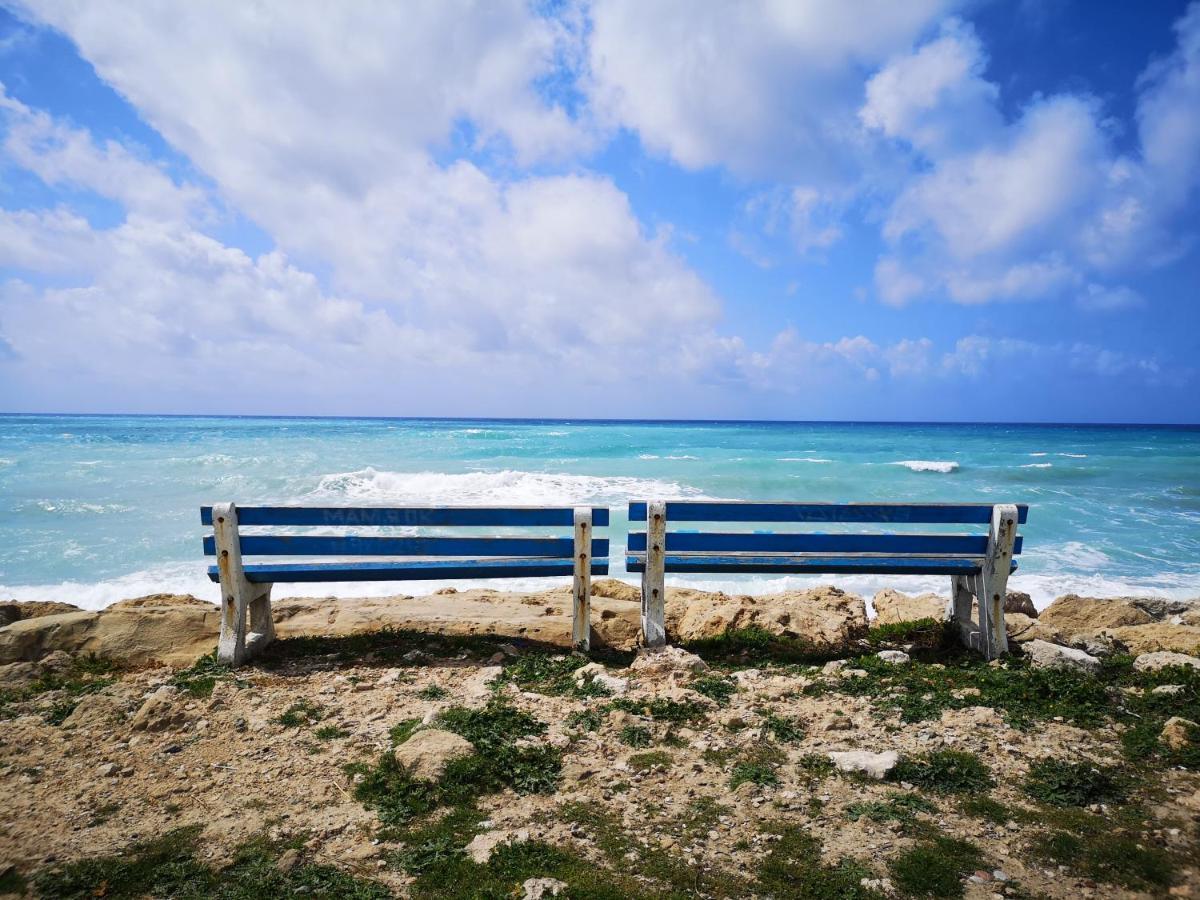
[627,531,1022,555]
[207,558,609,583]
[625,553,1017,576]
[202,534,608,558]
[627,501,1028,525]
[201,505,610,528]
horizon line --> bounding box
[1,411,1198,428]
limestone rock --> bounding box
[392,728,474,782]
[465,828,529,864]
[62,693,126,729]
[1039,595,1154,632]
[1110,624,1200,656]
[130,686,189,732]
[0,601,81,627]
[1133,651,1200,672]
[573,662,629,695]
[667,586,868,649]
[1005,592,1038,618]
[522,877,568,900]
[590,579,640,604]
[872,589,946,626]
[1004,614,1064,644]
[828,750,898,780]
[1162,717,1198,752]
[876,650,911,665]
[1024,639,1101,674]
[106,594,212,610]
[0,611,101,663]
[630,645,708,676]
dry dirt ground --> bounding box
[1,610,1198,900]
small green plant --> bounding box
[389,718,422,745]
[87,801,123,827]
[683,626,834,666]
[315,725,349,740]
[756,824,882,899]
[1029,829,1176,892]
[619,725,653,748]
[891,750,993,794]
[277,699,325,727]
[170,651,233,699]
[845,792,936,824]
[691,674,737,705]
[958,795,1014,824]
[866,617,950,649]
[611,696,708,723]
[888,836,985,898]
[0,654,119,725]
[798,753,835,781]
[729,744,784,789]
[628,751,672,772]
[417,684,449,700]
[566,707,604,732]
[1023,758,1127,807]
[759,709,804,742]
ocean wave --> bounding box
[1058,453,1088,458]
[1019,463,1053,469]
[892,460,959,473]
[309,467,710,506]
[779,457,833,463]
[20,500,134,515]
[1029,452,1048,457]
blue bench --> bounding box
[626,501,1028,658]
[201,503,610,665]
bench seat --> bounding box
[211,557,611,583]
[626,553,1016,576]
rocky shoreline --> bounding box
[0,583,1198,898]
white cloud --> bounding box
[1077,283,1144,312]
[865,3,1200,306]
[585,0,958,178]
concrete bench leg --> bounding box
[946,504,1018,660]
[213,502,274,667]
[641,500,667,647]
[572,507,592,652]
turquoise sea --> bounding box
[1,415,1197,610]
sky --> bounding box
[0,1,1198,423]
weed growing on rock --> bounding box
[866,618,952,651]
[611,696,708,723]
[1023,759,1127,807]
[798,753,835,782]
[958,795,1015,824]
[845,792,936,825]
[314,725,348,741]
[619,724,653,747]
[887,835,985,899]
[417,684,448,700]
[729,743,784,790]
[1029,828,1175,892]
[628,751,673,772]
[756,823,882,899]
[32,825,390,900]
[891,750,994,794]
[170,651,233,699]
[566,707,604,732]
[388,717,421,745]
[758,709,804,742]
[683,626,834,666]
[277,699,325,727]
[691,674,737,705]
[0,654,118,724]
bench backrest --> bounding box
[626,501,1027,575]
[201,505,610,583]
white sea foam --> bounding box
[309,467,710,506]
[1059,453,1088,458]
[27,500,133,515]
[779,457,833,463]
[1029,452,1048,457]
[892,460,959,473]
[1020,463,1053,468]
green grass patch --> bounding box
[628,750,673,772]
[566,707,604,732]
[619,724,653,747]
[729,743,784,790]
[417,684,449,700]
[888,836,984,899]
[958,795,1014,824]
[798,753,836,782]
[1029,828,1175,892]
[866,618,952,650]
[681,797,730,836]
[756,823,882,899]
[170,651,235,699]
[350,699,559,826]
[758,709,805,742]
[277,699,325,727]
[0,654,119,725]
[31,825,389,900]
[846,792,936,825]
[389,717,421,745]
[682,626,837,666]
[691,674,737,705]
[610,696,708,723]
[314,725,348,741]
[891,750,994,794]
[0,867,26,896]
[1023,758,1127,807]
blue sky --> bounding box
[0,1,1198,423]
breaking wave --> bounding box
[892,460,959,473]
[309,467,711,506]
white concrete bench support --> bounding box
[572,506,592,652]
[641,500,667,647]
[213,502,275,666]
[945,503,1017,660]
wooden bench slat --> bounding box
[201,506,611,527]
[202,535,609,558]
[627,501,1028,525]
[207,557,610,583]
[627,532,1022,555]
[625,553,1017,576]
